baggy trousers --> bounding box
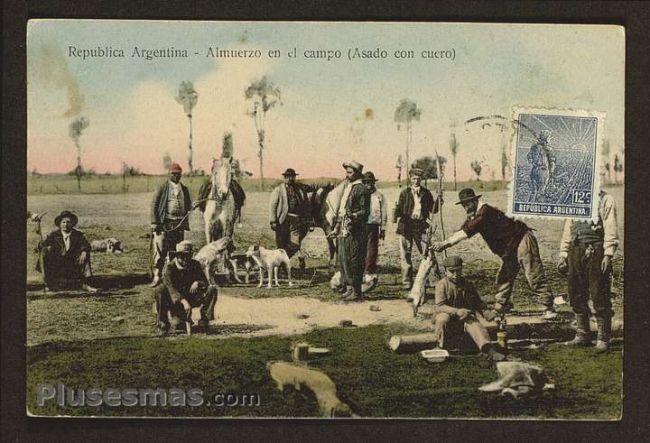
[275,217,309,258]
[398,230,427,285]
[494,231,553,310]
[154,284,218,326]
[338,227,367,292]
[567,241,612,320]
[365,224,381,275]
[433,313,490,350]
[152,221,184,272]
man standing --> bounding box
[432,188,557,319]
[527,130,556,199]
[269,168,316,269]
[393,168,441,289]
[362,171,387,287]
[433,256,504,362]
[37,210,98,292]
[150,163,193,287]
[558,186,619,352]
[153,241,218,336]
[336,161,370,301]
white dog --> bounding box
[194,237,231,285]
[90,238,124,254]
[246,245,292,288]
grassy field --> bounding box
[25,185,625,418]
[27,173,517,195]
[27,325,622,418]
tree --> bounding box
[471,160,483,181]
[245,76,281,191]
[69,116,90,191]
[175,81,199,174]
[449,131,459,190]
[162,152,173,172]
[613,153,623,184]
[601,139,611,184]
[395,154,404,187]
[412,155,447,188]
[394,99,421,184]
[500,143,509,182]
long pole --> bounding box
[435,150,448,258]
[188,114,193,174]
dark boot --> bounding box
[341,285,355,299]
[481,344,505,362]
[565,314,592,346]
[595,317,611,353]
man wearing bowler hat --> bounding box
[37,210,98,292]
[433,255,504,362]
[269,168,317,268]
[393,167,441,290]
[432,188,557,319]
[153,240,218,336]
[150,163,192,287]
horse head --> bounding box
[211,157,232,201]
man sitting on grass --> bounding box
[37,210,98,293]
[433,255,505,362]
[153,241,218,336]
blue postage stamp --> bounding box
[508,107,605,221]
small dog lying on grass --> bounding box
[90,238,124,253]
[246,245,293,288]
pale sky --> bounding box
[27,20,624,181]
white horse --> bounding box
[203,157,236,244]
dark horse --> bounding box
[309,183,337,267]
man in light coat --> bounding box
[269,168,316,268]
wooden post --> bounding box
[388,333,438,354]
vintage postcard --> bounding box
[26,20,624,419]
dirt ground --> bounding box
[26,185,625,345]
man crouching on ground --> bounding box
[153,240,218,336]
[433,256,505,362]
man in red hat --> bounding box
[150,163,192,287]
[37,210,98,292]
[268,168,317,268]
[432,188,557,319]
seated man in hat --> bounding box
[269,168,317,269]
[153,241,218,336]
[432,188,557,319]
[37,210,98,292]
[393,167,442,290]
[433,256,504,362]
